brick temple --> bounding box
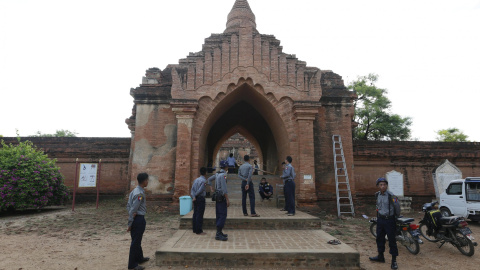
[125,0,356,202]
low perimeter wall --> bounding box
[2,138,480,205]
[353,141,480,200]
[1,137,131,197]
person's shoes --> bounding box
[369,255,385,263]
[243,213,249,216]
[215,232,228,241]
[391,261,398,269]
[287,213,295,216]
[221,231,228,237]
[129,266,145,270]
[251,214,260,217]
[139,257,150,264]
[196,232,207,235]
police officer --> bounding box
[127,172,150,270]
[258,177,273,200]
[281,156,296,216]
[191,167,207,235]
[238,155,259,217]
[207,161,230,241]
[369,177,401,270]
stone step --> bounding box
[156,228,360,269]
[179,206,320,230]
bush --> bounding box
[0,139,69,211]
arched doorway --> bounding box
[195,80,291,176]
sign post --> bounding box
[72,160,101,211]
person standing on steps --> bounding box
[253,160,259,175]
[281,156,296,216]
[191,167,207,235]
[207,161,230,241]
[227,153,236,173]
[238,155,260,217]
[127,172,150,270]
[369,177,401,270]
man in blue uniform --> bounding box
[238,155,260,217]
[127,172,150,270]
[227,153,236,173]
[191,167,207,235]
[369,177,401,270]
[207,161,230,241]
[281,156,296,216]
[258,177,273,200]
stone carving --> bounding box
[433,159,462,199]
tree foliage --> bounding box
[349,74,412,141]
[31,129,78,137]
[436,128,469,142]
[0,139,69,211]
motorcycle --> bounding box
[419,201,478,256]
[369,216,423,255]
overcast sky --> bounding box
[1,0,479,141]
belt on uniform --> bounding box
[195,195,205,199]
[378,214,394,220]
[285,179,293,182]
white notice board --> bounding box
[78,163,98,187]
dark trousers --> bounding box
[376,217,399,256]
[216,200,227,229]
[284,180,295,214]
[128,215,146,269]
[259,191,272,200]
[241,181,256,215]
[192,196,206,234]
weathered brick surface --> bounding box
[1,137,130,195]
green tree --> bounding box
[349,74,412,141]
[0,139,69,211]
[31,129,78,137]
[436,128,469,142]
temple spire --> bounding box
[224,0,257,33]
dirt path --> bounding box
[0,200,479,270]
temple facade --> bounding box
[125,0,356,202]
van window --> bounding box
[446,183,463,195]
[466,182,480,201]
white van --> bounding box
[439,177,480,221]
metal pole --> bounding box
[96,159,101,209]
[72,158,78,211]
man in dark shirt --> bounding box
[258,177,273,200]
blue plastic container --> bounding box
[179,195,192,215]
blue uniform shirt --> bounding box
[191,175,207,198]
[238,163,253,183]
[127,186,147,227]
[281,163,296,182]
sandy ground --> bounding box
[0,200,479,270]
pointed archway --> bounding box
[195,80,291,175]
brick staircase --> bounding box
[156,174,360,269]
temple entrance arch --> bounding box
[212,126,264,171]
[195,81,290,176]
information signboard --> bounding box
[78,163,98,187]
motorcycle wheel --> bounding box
[370,222,377,238]
[404,232,420,255]
[454,231,475,256]
[419,223,439,242]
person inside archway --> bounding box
[253,160,259,175]
[238,155,260,217]
[227,153,236,173]
[258,177,273,201]
[281,156,296,216]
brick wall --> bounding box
[353,141,480,198]
[1,137,130,195]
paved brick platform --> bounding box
[156,229,360,269]
[179,206,321,230]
